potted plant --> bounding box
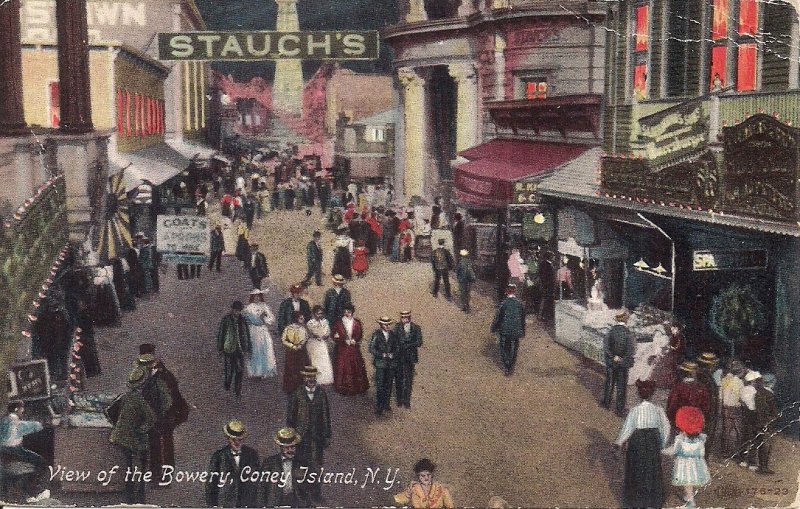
[708,282,767,358]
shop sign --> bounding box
[8,360,51,402]
[156,215,210,254]
[514,181,538,204]
[460,176,494,195]
[692,249,768,271]
[158,31,380,61]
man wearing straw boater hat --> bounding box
[601,310,635,414]
[394,311,423,408]
[287,366,332,471]
[455,249,477,313]
[491,284,526,377]
[262,428,309,508]
[369,316,400,416]
[739,370,778,474]
[323,274,353,325]
[106,366,155,504]
[205,420,260,508]
[667,361,710,427]
[697,352,721,457]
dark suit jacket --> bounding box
[431,247,454,272]
[604,324,634,368]
[368,329,400,369]
[323,288,352,324]
[277,298,312,337]
[286,386,331,449]
[211,230,225,253]
[261,454,309,508]
[205,445,260,508]
[306,241,323,269]
[393,323,423,364]
[491,296,526,339]
[248,252,269,278]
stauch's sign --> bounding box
[158,31,380,61]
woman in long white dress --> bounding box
[305,305,335,385]
[220,216,237,256]
[243,289,277,378]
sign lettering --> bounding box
[156,215,210,255]
[8,360,51,402]
[157,31,380,61]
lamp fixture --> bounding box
[533,212,546,224]
[653,263,667,275]
[633,258,649,270]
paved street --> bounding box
[54,205,799,508]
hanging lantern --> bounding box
[633,258,650,270]
[533,213,546,224]
[653,263,668,275]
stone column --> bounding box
[449,63,479,152]
[457,0,477,17]
[493,33,506,101]
[790,19,799,89]
[0,0,28,136]
[56,0,94,133]
[398,67,427,200]
[406,0,427,23]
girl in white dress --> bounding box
[243,289,277,379]
[305,305,335,385]
[662,406,710,508]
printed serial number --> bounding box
[713,486,790,497]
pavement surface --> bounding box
[47,203,799,508]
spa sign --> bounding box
[158,31,380,61]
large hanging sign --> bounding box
[156,215,210,263]
[8,360,51,402]
[158,31,380,61]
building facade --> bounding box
[384,0,607,204]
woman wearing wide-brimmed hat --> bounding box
[394,459,454,508]
[662,406,710,508]
[243,289,277,379]
[615,379,670,508]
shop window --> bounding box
[49,82,60,128]
[737,44,757,92]
[524,79,547,100]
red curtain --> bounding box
[635,6,649,52]
[712,0,729,40]
[738,0,757,35]
[49,82,60,128]
[125,91,131,136]
[737,44,757,91]
[710,45,728,88]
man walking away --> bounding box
[455,249,477,313]
[430,239,454,300]
[491,284,526,376]
[302,231,324,287]
[603,312,635,415]
[216,301,252,398]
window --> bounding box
[49,82,60,128]
[632,4,650,100]
[736,0,758,91]
[524,79,547,100]
[125,91,131,137]
[709,0,730,89]
[366,127,386,142]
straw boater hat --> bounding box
[505,283,517,294]
[698,352,719,366]
[460,249,469,256]
[223,420,248,439]
[137,353,156,366]
[331,274,346,285]
[615,311,628,322]
[274,427,301,446]
[289,284,303,294]
[400,310,412,318]
[250,289,263,295]
[301,366,318,378]
[744,370,762,382]
[377,316,394,325]
[679,361,699,374]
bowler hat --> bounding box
[289,285,303,294]
[744,370,762,382]
[223,420,248,439]
[459,249,469,256]
[274,427,301,446]
[231,300,244,311]
[139,343,156,355]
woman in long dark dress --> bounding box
[614,379,670,508]
[332,228,354,280]
[281,311,311,394]
[331,304,369,395]
[111,257,136,311]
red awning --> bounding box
[454,140,594,208]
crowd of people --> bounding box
[606,311,780,508]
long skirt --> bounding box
[624,428,664,509]
[332,248,352,280]
[283,347,311,394]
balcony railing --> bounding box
[0,175,68,386]
[719,90,800,128]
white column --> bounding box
[494,33,506,100]
[193,61,200,131]
[398,67,427,200]
[406,0,427,22]
[790,19,799,89]
[183,61,191,134]
[449,63,480,152]
[457,0,476,17]
[200,63,206,128]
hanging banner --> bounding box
[158,31,380,61]
[156,215,210,255]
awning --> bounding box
[165,139,217,160]
[454,139,594,208]
[113,143,191,192]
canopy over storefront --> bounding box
[454,139,594,209]
[112,144,192,192]
[165,139,217,160]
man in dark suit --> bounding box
[125,234,144,297]
[603,311,635,415]
[491,284,526,376]
[261,428,309,508]
[247,244,269,290]
[209,225,225,273]
[430,238,454,300]
[317,178,331,213]
[323,274,352,325]
[452,213,465,258]
[136,343,190,485]
[277,285,312,338]
[205,420,260,508]
[302,231,323,287]
[368,317,400,416]
[216,301,252,399]
[286,367,331,504]
[393,311,423,408]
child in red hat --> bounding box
[662,406,710,507]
